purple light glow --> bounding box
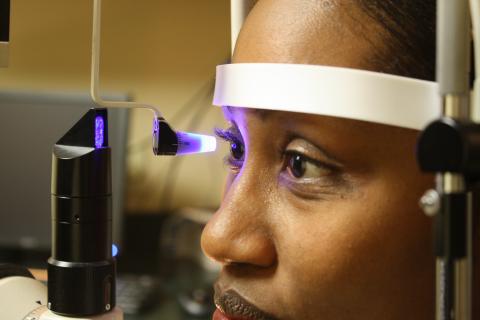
[95,116,104,148]
[112,244,119,257]
[176,131,217,155]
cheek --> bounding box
[271,180,434,318]
[272,201,367,315]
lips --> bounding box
[214,287,277,320]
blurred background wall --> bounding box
[0,0,230,213]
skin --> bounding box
[201,1,435,319]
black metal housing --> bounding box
[153,117,178,155]
[48,108,116,316]
[417,118,480,177]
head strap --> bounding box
[213,63,440,130]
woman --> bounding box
[201,1,437,319]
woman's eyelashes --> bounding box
[215,127,245,171]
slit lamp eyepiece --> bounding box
[152,117,217,156]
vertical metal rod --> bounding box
[90,0,163,117]
[455,258,470,319]
[436,259,448,320]
[437,172,469,320]
[437,0,472,318]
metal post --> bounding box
[436,1,471,319]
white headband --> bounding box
[213,63,441,130]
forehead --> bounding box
[233,0,383,69]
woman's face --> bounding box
[201,1,435,319]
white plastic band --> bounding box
[213,63,441,130]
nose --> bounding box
[201,173,277,268]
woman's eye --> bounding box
[285,153,331,179]
[281,149,345,200]
[215,127,245,170]
[230,139,244,161]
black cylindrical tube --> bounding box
[47,109,116,316]
[434,193,467,259]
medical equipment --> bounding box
[48,0,215,318]
[0,0,216,319]
[90,0,216,157]
[47,108,117,317]
[417,1,476,319]
[213,63,440,130]
[0,90,128,253]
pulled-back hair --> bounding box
[357,0,436,81]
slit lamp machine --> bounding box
[0,0,479,319]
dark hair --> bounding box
[357,0,436,81]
